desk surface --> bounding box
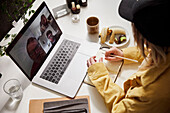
[0,0,138,113]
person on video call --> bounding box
[40,14,52,34]
[87,0,170,112]
[27,37,46,78]
[46,30,56,45]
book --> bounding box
[84,49,123,86]
[84,49,141,89]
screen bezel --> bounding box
[6,2,62,81]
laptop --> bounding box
[6,2,99,98]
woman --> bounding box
[40,14,52,34]
[87,0,170,112]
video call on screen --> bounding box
[9,6,62,79]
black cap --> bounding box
[119,0,170,46]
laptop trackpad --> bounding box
[63,53,89,82]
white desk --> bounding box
[0,0,137,113]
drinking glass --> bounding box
[3,79,23,101]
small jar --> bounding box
[81,0,87,7]
[71,2,77,14]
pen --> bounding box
[109,54,138,63]
[114,61,124,83]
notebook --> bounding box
[29,96,91,113]
[43,98,89,113]
[84,49,123,86]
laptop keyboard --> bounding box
[40,39,80,84]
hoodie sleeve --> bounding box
[87,62,125,112]
[122,47,147,64]
[87,62,152,113]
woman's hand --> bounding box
[105,46,124,61]
[87,56,103,67]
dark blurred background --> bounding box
[0,0,35,42]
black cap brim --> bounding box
[118,0,136,22]
[118,0,170,46]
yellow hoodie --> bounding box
[87,47,170,113]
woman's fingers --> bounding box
[99,57,103,62]
[87,56,96,67]
[105,49,114,57]
[87,56,103,67]
[105,46,123,61]
[105,56,122,61]
[87,59,91,67]
[105,46,116,55]
[89,56,96,65]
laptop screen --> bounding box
[6,2,62,80]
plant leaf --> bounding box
[28,0,32,3]
[29,10,32,16]
[31,10,35,13]
[4,34,10,40]
[11,34,16,38]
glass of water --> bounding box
[3,79,23,101]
